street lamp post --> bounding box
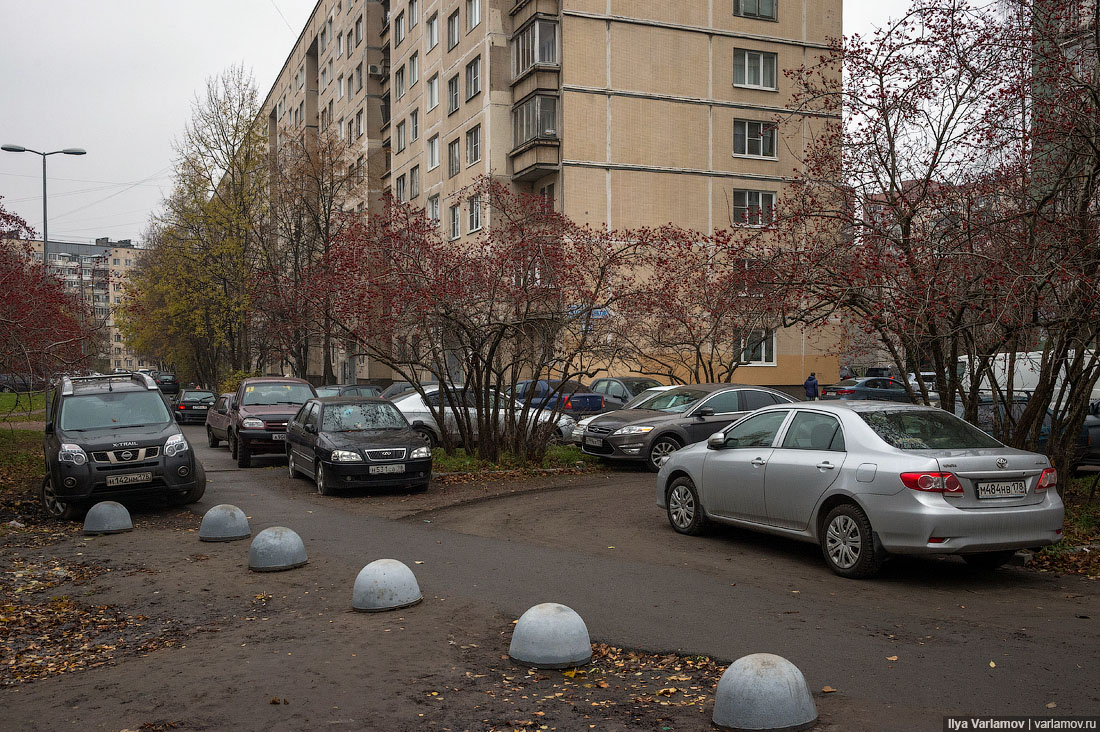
[1,144,86,280]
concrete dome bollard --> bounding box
[712,653,817,732]
[508,603,592,669]
[352,559,423,612]
[83,501,133,535]
[248,527,307,572]
[199,504,251,542]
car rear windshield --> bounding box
[60,391,172,431]
[322,402,409,431]
[634,388,707,413]
[241,383,314,406]
[159,373,177,381]
[549,380,586,393]
[622,378,662,394]
[860,410,1003,450]
[316,387,340,398]
[834,379,860,387]
[184,391,215,401]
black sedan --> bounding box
[172,389,216,424]
[285,397,433,495]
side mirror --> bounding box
[305,423,317,434]
[412,419,424,428]
[707,432,726,449]
[44,421,54,434]
[696,407,715,419]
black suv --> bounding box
[41,373,206,519]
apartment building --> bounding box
[261,0,843,387]
[13,237,148,371]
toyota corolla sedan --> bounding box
[285,397,433,495]
[656,402,1064,578]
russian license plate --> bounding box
[585,436,602,447]
[271,433,286,441]
[369,464,405,474]
[194,405,207,410]
[977,480,1027,498]
[106,472,152,487]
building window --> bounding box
[512,95,558,147]
[410,109,419,140]
[465,56,481,99]
[396,120,407,152]
[733,120,776,158]
[337,29,343,57]
[321,66,328,88]
[467,0,480,31]
[410,165,420,199]
[448,139,460,178]
[348,118,354,140]
[734,49,778,90]
[355,15,363,45]
[539,182,555,210]
[511,19,558,78]
[409,0,418,27]
[356,155,364,181]
[449,205,461,239]
[338,117,344,139]
[114,333,122,342]
[447,10,459,49]
[395,66,406,98]
[427,12,439,49]
[427,135,439,169]
[356,63,363,92]
[394,11,405,45]
[741,329,777,365]
[427,74,439,110]
[428,194,440,224]
[396,174,407,202]
[298,64,305,89]
[113,258,120,265]
[732,189,776,226]
[347,29,353,53]
[468,194,482,232]
[466,124,481,165]
[337,74,344,99]
[409,52,419,86]
[734,0,777,20]
[356,109,364,137]
[447,75,459,113]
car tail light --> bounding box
[563,395,572,409]
[835,389,856,395]
[178,404,186,410]
[600,396,606,408]
[900,471,963,494]
[1035,467,1057,491]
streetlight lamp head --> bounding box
[61,148,87,155]
[1,144,27,153]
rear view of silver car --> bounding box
[656,402,1064,578]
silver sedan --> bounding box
[656,402,1064,578]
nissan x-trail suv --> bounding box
[41,372,206,519]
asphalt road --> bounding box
[185,426,1100,728]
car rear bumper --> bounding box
[175,410,210,423]
[323,458,433,488]
[859,490,1065,554]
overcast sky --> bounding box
[0,0,896,245]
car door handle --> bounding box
[816,461,835,470]
[750,458,767,467]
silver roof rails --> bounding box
[60,372,158,396]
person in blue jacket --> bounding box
[803,373,819,401]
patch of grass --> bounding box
[432,444,599,474]
[0,392,47,417]
[1034,475,1100,577]
[0,429,43,485]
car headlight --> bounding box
[164,434,190,457]
[331,449,362,462]
[241,417,264,428]
[614,425,654,436]
[58,443,88,466]
[410,445,432,459]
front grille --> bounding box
[94,459,160,473]
[92,446,161,464]
[264,422,288,429]
[365,447,407,461]
[586,426,612,435]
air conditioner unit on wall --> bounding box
[368,64,385,78]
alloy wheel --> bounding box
[40,477,66,518]
[668,484,695,529]
[649,440,679,468]
[826,515,862,569]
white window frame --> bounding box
[447,10,459,49]
[394,11,405,45]
[733,119,777,159]
[447,75,460,113]
[396,120,407,152]
[410,109,419,140]
[465,56,481,99]
[468,194,482,232]
[734,48,778,90]
[409,0,418,28]
[410,165,420,199]
[395,66,406,99]
[427,74,439,110]
[512,95,558,147]
[337,75,344,100]
[511,19,559,78]
[396,174,407,203]
[466,124,481,166]
[428,194,440,225]
[448,139,460,178]
[466,0,480,31]
[427,12,439,49]
[740,329,777,366]
[734,0,777,20]
[732,189,776,226]
[427,134,439,169]
[449,205,461,240]
[409,52,419,87]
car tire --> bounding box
[172,461,207,505]
[206,427,220,448]
[414,427,437,449]
[821,503,883,579]
[229,432,238,459]
[0,385,14,393]
[287,450,303,479]
[962,550,1016,570]
[315,462,335,496]
[39,476,85,521]
[236,440,251,469]
[647,436,682,473]
[666,477,708,536]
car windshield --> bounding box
[184,391,215,402]
[60,391,172,431]
[623,387,668,409]
[316,387,340,398]
[241,383,314,406]
[860,410,1003,450]
[634,388,708,413]
[322,402,408,431]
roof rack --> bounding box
[60,372,157,396]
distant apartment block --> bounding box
[259,0,843,386]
